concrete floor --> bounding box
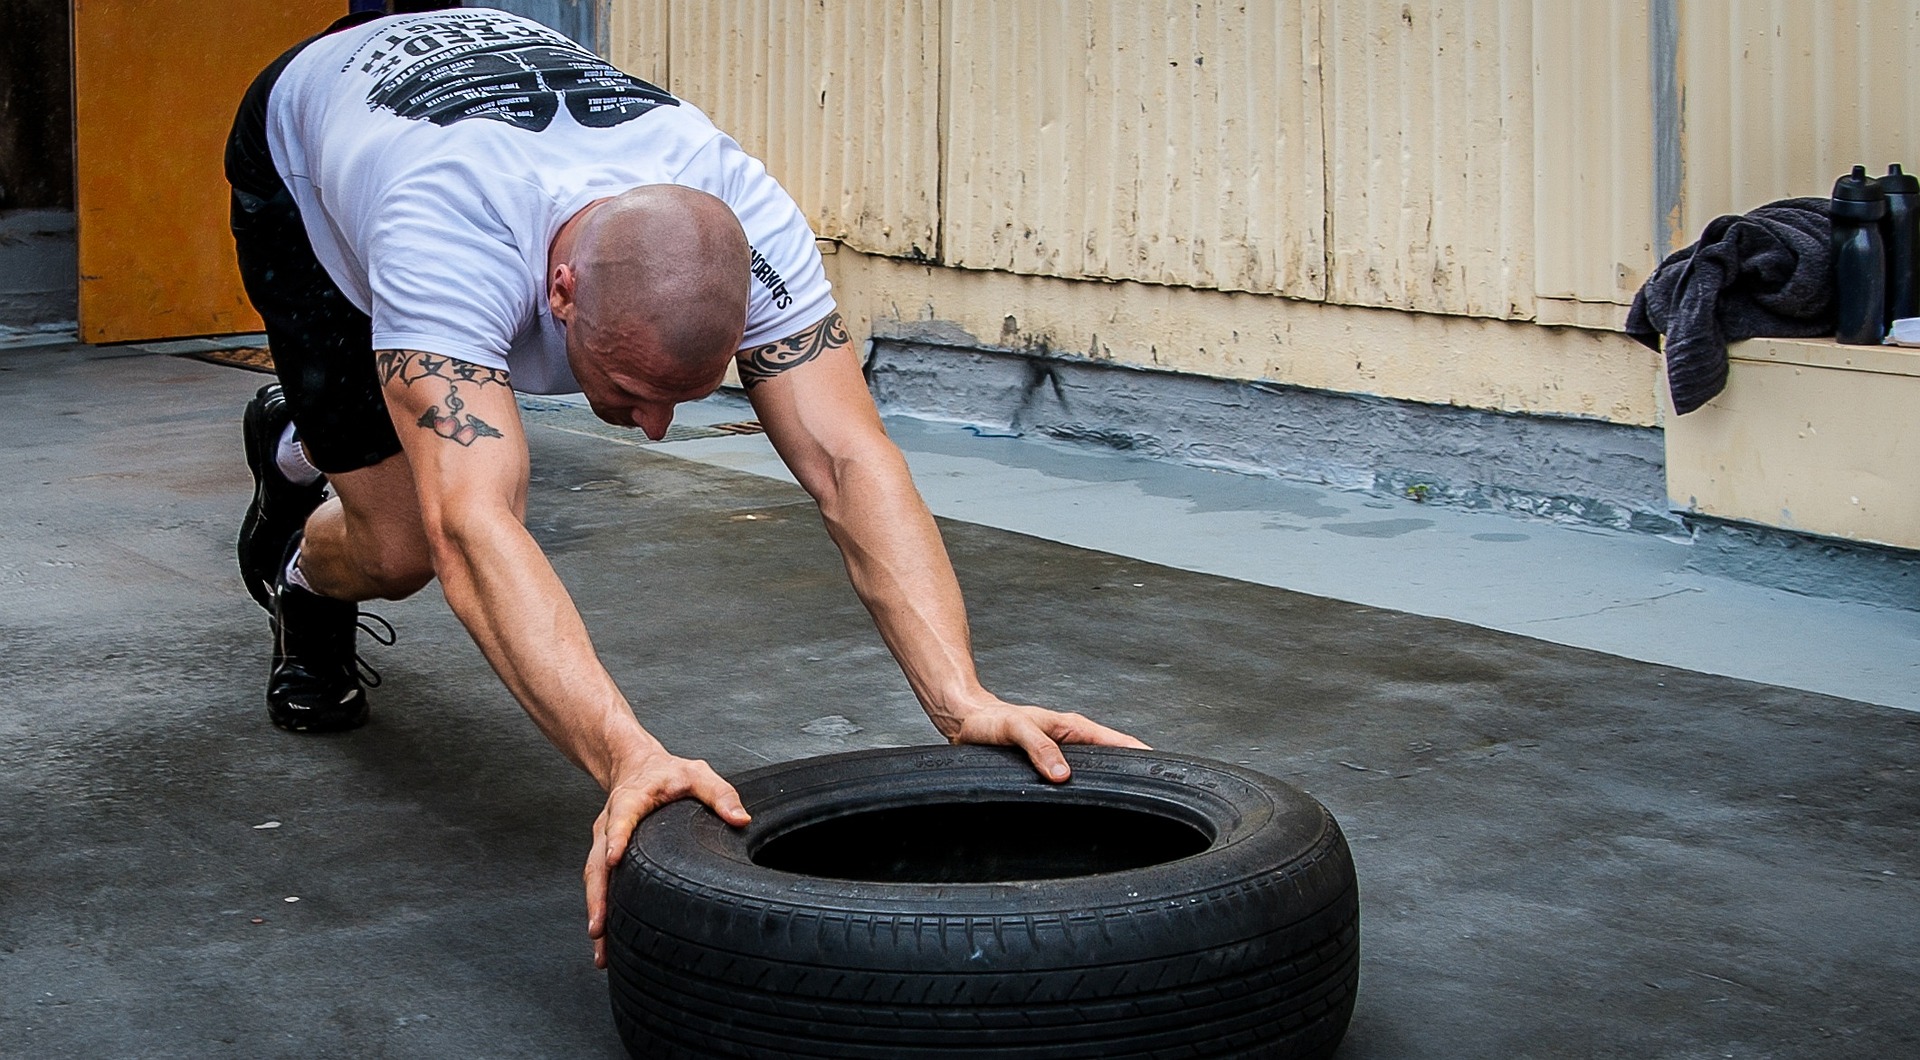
[3,340,1918,1058]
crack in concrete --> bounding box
[1522,587,1706,624]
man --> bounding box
[224,7,1147,968]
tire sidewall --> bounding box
[612,745,1353,973]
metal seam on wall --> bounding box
[1651,0,1682,261]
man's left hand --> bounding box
[945,698,1151,782]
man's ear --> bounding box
[549,263,577,321]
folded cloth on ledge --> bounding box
[1626,197,1834,415]
[1887,318,1920,347]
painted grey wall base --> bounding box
[1684,516,1920,611]
[0,209,76,327]
[865,337,1677,535]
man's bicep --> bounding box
[375,349,529,512]
[735,311,850,391]
[375,349,516,443]
[738,313,903,496]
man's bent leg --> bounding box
[225,15,421,732]
[263,454,432,733]
[296,451,436,603]
[260,454,429,732]
[227,12,405,607]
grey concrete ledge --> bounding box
[864,337,1920,610]
[865,338,1676,535]
[1686,515,1920,611]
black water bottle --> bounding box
[1881,164,1920,325]
[1831,165,1887,345]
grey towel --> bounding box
[1626,197,1833,415]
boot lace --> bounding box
[353,610,396,688]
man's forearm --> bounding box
[429,509,662,785]
[812,447,991,733]
[745,328,1148,782]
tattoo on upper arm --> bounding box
[737,311,848,390]
[375,350,512,447]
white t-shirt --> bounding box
[267,8,834,395]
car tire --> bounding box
[607,745,1359,1059]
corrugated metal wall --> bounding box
[609,1,1920,332]
[612,0,940,260]
[1676,0,1920,238]
[1532,0,1657,328]
[606,0,668,84]
[1323,0,1534,319]
[616,1,1574,323]
[941,1,1327,301]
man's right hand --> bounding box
[584,749,752,969]
[368,351,747,967]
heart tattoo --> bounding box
[418,406,504,446]
[376,350,513,448]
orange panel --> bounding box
[73,0,342,343]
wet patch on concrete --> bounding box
[885,416,1354,520]
[1323,518,1436,539]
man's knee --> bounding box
[359,547,435,601]
[323,451,430,600]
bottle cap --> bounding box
[1832,165,1887,221]
[1883,164,1920,195]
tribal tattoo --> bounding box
[375,350,511,447]
[737,311,848,390]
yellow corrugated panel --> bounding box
[941,1,1327,300]
[1677,0,1920,237]
[608,0,670,86]
[1531,0,1656,329]
[1324,0,1534,319]
[658,0,940,259]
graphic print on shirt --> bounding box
[344,12,676,132]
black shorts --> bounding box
[224,11,401,475]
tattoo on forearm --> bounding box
[375,350,511,447]
[737,311,848,389]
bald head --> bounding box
[561,185,750,383]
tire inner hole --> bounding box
[752,801,1212,882]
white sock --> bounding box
[285,547,317,593]
[275,423,323,486]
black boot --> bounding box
[267,535,389,733]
